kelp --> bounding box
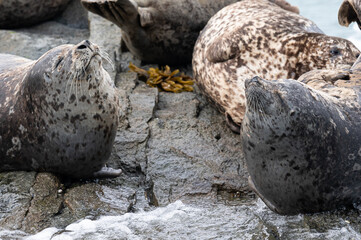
[129,63,194,93]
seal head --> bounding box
[338,0,361,28]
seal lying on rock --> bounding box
[81,0,299,65]
[0,0,71,29]
[0,40,122,179]
[241,70,361,214]
[338,0,361,28]
[193,0,360,132]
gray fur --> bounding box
[241,75,361,215]
[0,0,71,29]
[0,41,122,179]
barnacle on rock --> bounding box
[129,63,194,93]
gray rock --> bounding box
[0,172,36,230]
[146,91,249,206]
[21,173,63,233]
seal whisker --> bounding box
[100,50,114,70]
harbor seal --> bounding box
[241,72,361,215]
[192,0,360,132]
[0,0,71,29]
[0,40,122,179]
[338,0,361,28]
[80,0,299,65]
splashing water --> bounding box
[0,200,353,240]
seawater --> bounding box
[14,200,361,239]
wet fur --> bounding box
[0,42,121,179]
[241,76,361,214]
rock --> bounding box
[146,91,249,206]
[0,0,72,29]
[63,180,136,219]
[0,172,36,230]
[21,174,63,233]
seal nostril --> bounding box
[356,53,360,59]
[77,44,87,50]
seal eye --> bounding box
[55,56,64,69]
[330,47,341,57]
[44,72,51,83]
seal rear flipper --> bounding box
[81,0,139,29]
[298,69,351,85]
[338,0,361,28]
[248,176,286,215]
[92,166,122,178]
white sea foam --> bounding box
[7,200,357,240]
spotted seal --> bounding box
[0,0,71,29]
[338,0,361,28]
[80,0,299,65]
[192,0,360,132]
[0,40,122,179]
[241,67,361,214]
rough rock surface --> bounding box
[0,0,361,238]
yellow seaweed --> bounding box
[129,62,194,93]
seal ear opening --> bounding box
[338,0,361,28]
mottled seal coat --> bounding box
[338,0,361,28]
[241,71,361,214]
[0,0,71,29]
[193,0,360,131]
[81,0,299,65]
[0,40,122,179]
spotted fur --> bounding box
[193,0,360,126]
[241,72,361,214]
[0,41,122,179]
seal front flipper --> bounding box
[81,0,139,29]
[206,31,244,63]
[248,176,285,215]
[225,112,241,134]
[92,167,122,178]
[338,0,361,28]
